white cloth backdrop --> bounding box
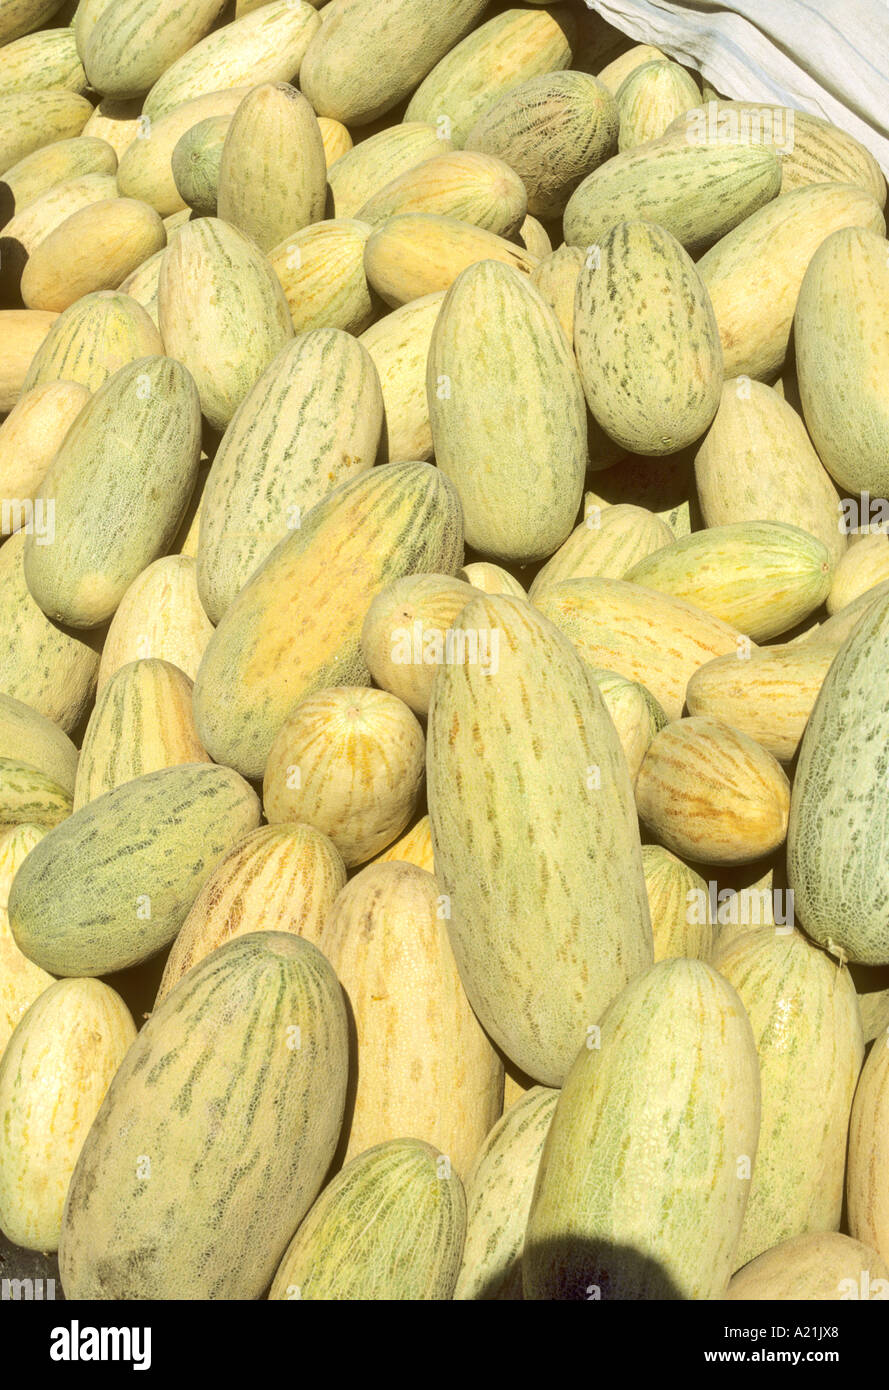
[585,0,889,174]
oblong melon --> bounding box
[97,554,213,691]
[21,290,163,394]
[268,218,376,337]
[0,824,52,1060]
[726,1232,889,1301]
[82,0,227,100]
[0,694,78,795]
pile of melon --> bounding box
[0,0,888,1302]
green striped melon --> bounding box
[116,87,246,217]
[364,211,538,308]
[97,554,213,690]
[615,59,700,150]
[596,43,665,93]
[625,521,833,642]
[0,136,117,218]
[356,151,527,238]
[591,667,666,783]
[464,70,618,220]
[0,90,92,173]
[455,1086,558,1301]
[299,0,488,127]
[0,694,78,794]
[58,932,348,1299]
[726,1232,889,1301]
[524,958,761,1299]
[217,82,326,252]
[641,844,712,962]
[358,291,444,462]
[23,356,201,628]
[118,249,163,324]
[563,134,782,257]
[22,289,163,393]
[359,572,478,715]
[196,329,383,624]
[0,977,135,1251]
[788,589,889,964]
[193,461,462,778]
[0,759,71,830]
[404,6,576,148]
[795,226,889,498]
[427,259,585,563]
[170,113,229,217]
[848,1028,889,1266]
[427,594,652,1086]
[574,219,723,456]
[320,861,503,1176]
[327,122,453,220]
[0,379,89,511]
[529,243,583,341]
[529,503,674,599]
[73,658,209,810]
[8,762,261,976]
[0,28,86,97]
[0,824,52,1060]
[0,0,70,46]
[158,216,293,431]
[697,182,885,380]
[714,928,864,1267]
[156,822,346,1001]
[694,379,846,566]
[143,0,321,121]
[269,218,377,337]
[0,531,99,734]
[81,0,226,99]
[269,1139,466,1301]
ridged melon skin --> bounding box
[299,0,488,126]
[0,28,86,96]
[20,196,167,313]
[698,183,885,380]
[575,219,722,456]
[327,123,453,220]
[427,595,652,1087]
[373,814,434,874]
[193,461,463,779]
[73,659,209,810]
[263,687,425,867]
[636,716,791,866]
[524,959,761,1300]
[533,577,746,723]
[22,290,163,394]
[360,572,477,715]
[404,6,576,148]
[788,590,889,964]
[217,82,326,252]
[465,70,618,219]
[142,0,320,121]
[269,219,376,337]
[795,227,889,497]
[0,0,68,47]
[529,503,674,599]
[0,759,72,830]
[615,59,700,150]
[0,978,135,1250]
[0,824,52,1060]
[196,329,383,625]
[82,0,226,99]
[0,694,78,795]
[0,532,99,735]
[848,1029,889,1266]
[269,1139,466,1301]
[427,260,585,563]
[563,135,782,257]
[365,211,538,308]
[0,136,117,217]
[8,763,261,977]
[320,862,503,1176]
[828,536,889,615]
[726,1232,889,1300]
[0,380,89,507]
[359,291,444,462]
[694,380,845,566]
[23,356,200,629]
[97,555,213,691]
[714,928,864,1268]
[158,216,294,431]
[117,87,246,217]
[156,823,346,1002]
[455,1086,558,1301]
[357,151,527,238]
[626,521,833,642]
[641,844,712,962]
[0,90,92,174]
[171,114,228,217]
[59,931,348,1300]
[530,243,583,341]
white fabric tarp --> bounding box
[585,0,889,174]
